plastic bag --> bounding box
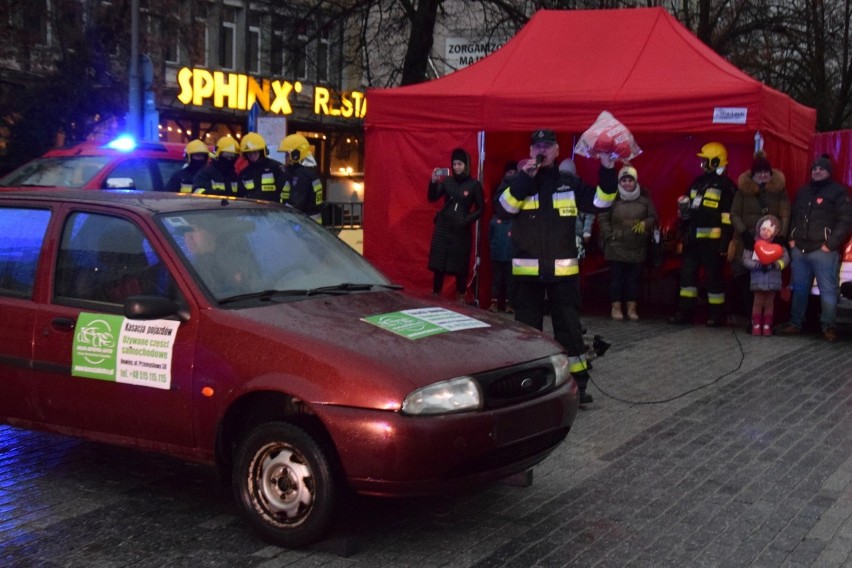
[574,111,642,161]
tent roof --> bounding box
[366,8,814,149]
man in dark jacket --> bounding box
[192,135,243,197]
[494,128,616,405]
[776,155,852,342]
[279,134,324,222]
[165,139,209,193]
[669,142,736,327]
[238,133,286,202]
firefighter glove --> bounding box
[632,220,646,234]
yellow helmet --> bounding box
[697,142,728,170]
[240,132,268,155]
[278,133,311,163]
[214,135,239,158]
[184,139,210,162]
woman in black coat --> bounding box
[427,148,484,301]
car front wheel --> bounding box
[233,421,337,548]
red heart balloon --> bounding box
[755,240,783,264]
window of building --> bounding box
[317,23,330,82]
[248,12,261,74]
[221,6,237,70]
[192,4,208,67]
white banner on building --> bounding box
[444,37,506,71]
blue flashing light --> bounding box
[104,135,138,152]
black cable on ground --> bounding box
[588,324,746,405]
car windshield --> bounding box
[0,156,113,188]
[159,207,391,303]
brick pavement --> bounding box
[2,315,852,567]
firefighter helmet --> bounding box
[183,139,210,162]
[214,135,239,158]
[696,142,728,170]
[278,133,311,163]
[240,132,268,156]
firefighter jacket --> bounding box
[191,158,243,197]
[165,161,206,193]
[789,177,852,253]
[240,156,286,202]
[495,164,617,280]
[282,163,323,217]
[678,172,735,250]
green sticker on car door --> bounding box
[72,312,179,389]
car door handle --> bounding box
[50,317,76,332]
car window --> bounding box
[160,208,388,301]
[106,158,156,191]
[156,159,184,191]
[0,207,51,297]
[54,212,178,306]
[0,156,112,188]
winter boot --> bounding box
[626,301,639,321]
[611,302,624,321]
[751,315,762,336]
[762,314,773,336]
[488,299,498,313]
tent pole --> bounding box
[468,130,486,308]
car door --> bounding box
[0,205,53,422]
[32,208,198,449]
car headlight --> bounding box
[401,376,482,415]
[551,353,570,387]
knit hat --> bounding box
[451,148,468,167]
[558,158,577,176]
[812,154,833,176]
[751,151,772,175]
[618,165,637,182]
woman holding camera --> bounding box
[427,148,484,302]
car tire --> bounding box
[233,421,337,548]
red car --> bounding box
[0,137,185,192]
[0,189,577,547]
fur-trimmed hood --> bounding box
[736,168,786,195]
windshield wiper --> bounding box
[217,282,403,305]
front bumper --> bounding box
[315,380,578,496]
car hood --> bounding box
[212,290,564,407]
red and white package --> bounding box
[574,111,642,161]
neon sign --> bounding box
[176,67,366,119]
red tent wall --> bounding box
[364,8,816,300]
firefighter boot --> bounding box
[574,372,593,405]
[626,301,639,321]
[762,314,773,336]
[611,302,624,321]
[751,315,762,336]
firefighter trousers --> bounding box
[677,240,726,317]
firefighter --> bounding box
[279,133,324,222]
[669,141,736,327]
[238,132,286,202]
[494,128,617,405]
[165,139,210,193]
[192,135,243,197]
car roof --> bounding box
[43,141,185,159]
[0,189,280,215]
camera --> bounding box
[434,168,450,178]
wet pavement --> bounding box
[2,313,852,567]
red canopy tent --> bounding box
[364,7,816,299]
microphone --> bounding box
[535,153,545,166]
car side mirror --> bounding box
[124,295,189,321]
[105,177,136,189]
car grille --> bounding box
[474,359,555,410]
